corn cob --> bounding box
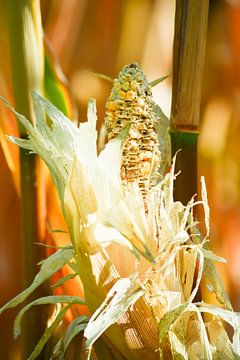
[105,63,161,207]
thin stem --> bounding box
[8,0,46,357]
[170,0,209,203]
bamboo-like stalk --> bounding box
[170,0,209,204]
[8,0,46,357]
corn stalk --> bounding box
[8,0,46,357]
[170,0,209,204]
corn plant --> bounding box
[0,62,240,358]
[1,1,240,359]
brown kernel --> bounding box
[140,161,151,176]
[105,63,161,212]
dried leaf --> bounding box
[84,276,144,353]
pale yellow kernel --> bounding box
[130,80,137,90]
[115,99,124,105]
[118,90,126,99]
[139,150,153,161]
[129,128,141,139]
[120,168,126,178]
[126,91,136,101]
[106,101,116,111]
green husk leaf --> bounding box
[7,136,34,151]
[202,249,226,263]
[84,276,144,353]
[158,303,188,346]
[194,303,240,355]
[27,305,71,360]
[153,103,171,176]
[204,257,232,310]
[0,248,75,315]
[191,226,232,310]
[14,295,84,339]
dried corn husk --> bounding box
[1,88,240,359]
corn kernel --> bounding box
[140,161,151,176]
[104,63,161,211]
[122,81,129,91]
[130,80,137,90]
[126,91,135,101]
[106,101,116,111]
[114,81,121,91]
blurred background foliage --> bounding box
[0,0,240,359]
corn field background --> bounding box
[0,0,240,359]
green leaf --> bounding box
[48,228,69,234]
[51,272,77,289]
[84,276,144,353]
[87,70,114,83]
[27,305,71,360]
[35,242,72,252]
[149,74,170,87]
[14,295,84,339]
[50,338,64,360]
[49,316,89,359]
[63,315,89,352]
[0,248,75,315]
[44,51,70,117]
